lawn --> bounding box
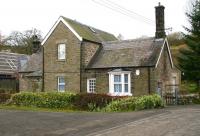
[0,104,79,113]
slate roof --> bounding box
[0,52,27,75]
[88,38,165,68]
[62,16,117,43]
[20,52,42,76]
[25,70,42,77]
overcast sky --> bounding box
[0,0,191,39]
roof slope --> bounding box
[20,52,42,73]
[62,16,117,43]
[0,52,27,75]
[88,38,165,68]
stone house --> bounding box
[42,3,181,96]
[19,52,42,92]
[19,36,43,92]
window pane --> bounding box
[59,77,65,84]
[59,85,65,92]
[114,84,122,92]
[88,79,96,93]
[124,74,128,83]
[58,44,66,60]
[58,77,65,92]
[114,75,121,82]
[124,84,128,92]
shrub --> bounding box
[103,97,136,112]
[11,92,76,109]
[0,93,12,103]
[103,94,164,112]
[192,97,200,104]
[37,92,76,108]
[74,93,123,111]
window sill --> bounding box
[56,59,66,62]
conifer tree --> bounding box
[178,0,200,92]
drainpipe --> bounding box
[148,67,151,94]
[80,41,83,93]
[42,46,44,92]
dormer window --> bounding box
[89,27,96,33]
[58,44,66,60]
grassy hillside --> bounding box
[170,44,187,67]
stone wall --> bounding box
[19,74,42,92]
[152,43,181,94]
[43,21,81,92]
[82,68,150,96]
[82,41,100,67]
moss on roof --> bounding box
[89,38,165,68]
[62,16,117,43]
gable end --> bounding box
[41,16,82,45]
[155,38,174,68]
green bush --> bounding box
[11,92,76,109]
[10,92,164,112]
[103,94,164,112]
[192,97,200,104]
[74,93,124,111]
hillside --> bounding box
[170,44,187,67]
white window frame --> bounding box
[108,71,132,96]
[58,76,65,92]
[87,78,96,93]
[58,43,66,60]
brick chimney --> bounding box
[155,2,166,38]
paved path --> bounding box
[0,105,200,136]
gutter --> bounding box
[42,46,45,92]
[148,67,151,94]
[85,65,155,70]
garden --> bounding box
[0,92,165,112]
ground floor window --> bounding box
[58,76,65,92]
[87,78,96,93]
[108,70,132,96]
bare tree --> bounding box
[117,33,124,41]
[2,28,42,54]
[4,28,42,47]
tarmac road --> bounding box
[0,105,200,136]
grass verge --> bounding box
[0,104,81,113]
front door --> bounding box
[172,77,176,95]
[157,82,162,96]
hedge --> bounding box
[103,94,164,112]
[11,92,124,111]
[10,92,164,112]
[11,92,76,109]
[74,93,124,111]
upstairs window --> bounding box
[58,76,65,92]
[87,78,96,93]
[58,44,66,60]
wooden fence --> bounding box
[0,78,19,93]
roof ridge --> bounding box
[103,37,154,44]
